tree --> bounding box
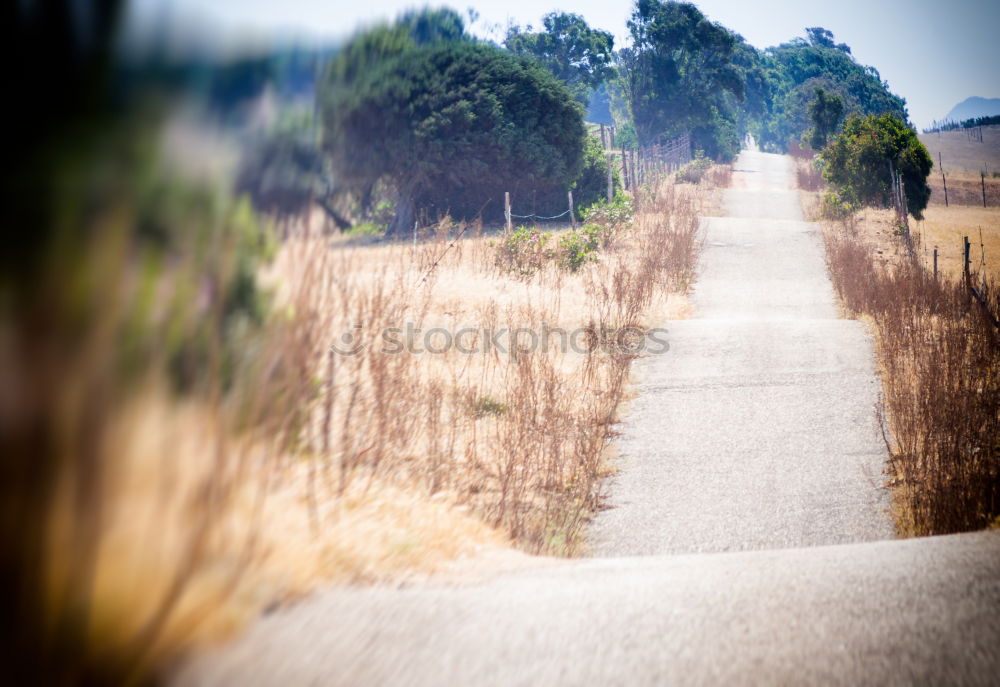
[619,0,744,149]
[821,113,933,219]
[504,12,614,104]
[751,28,907,151]
[806,87,845,149]
[322,34,586,235]
[572,135,622,210]
[236,121,332,231]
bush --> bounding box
[674,153,713,184]
[582,190,634,228]
[821,113,933,219]
[581,191,634,247]
[323,31,587,234]
[348,222,384,237]
[819,191,854,220]
[495,226,553,276]
[569,135,622,211]
[558,225,600,272]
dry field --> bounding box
[801,199,1000,285]
[919,124,1000,175]
[27,170,724,680]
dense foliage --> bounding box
[618,1,743,154]
[322,22,587,233]
[821,113,933,219]
[806,87,845,150]
[505,12,615,105]
[750,28,908,151]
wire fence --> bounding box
[500,127,693,232]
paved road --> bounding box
[174,152,1000,685]
[590,151,894,555]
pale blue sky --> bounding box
[130,0,1000,129]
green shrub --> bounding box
[558,225,600,272]
[496,226,553,276]
[820,113,932,219]
[819,191,855,220]
[581,190,634,247]
[472,395,508,418]
[348,222,384,237]
[674,152,713,184]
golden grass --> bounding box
[833,204,1000,284]
[806,189,1000,540]
[16,170,721,683]
[919,124,1000,175]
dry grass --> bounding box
[264,180,705,558]
[5,170,718,682]
[813,196,1000,538]
[926,170,1000,207]
[812,204,1000,285]
[794,157,824,192]
[919,124,1000,175]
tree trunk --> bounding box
[387,188,416,238]
[316,197,352,231]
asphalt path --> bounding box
[590,150,895,555]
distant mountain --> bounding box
[943,97,1000,123]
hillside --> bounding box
[920,124,1000,175]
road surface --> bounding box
[174,152,1000,686]
[590,150,894,555]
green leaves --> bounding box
[751,28,908,151]
[323,31,586,232]
[505,12,615,104]
[620,1,743,154]
[821,113,933,219]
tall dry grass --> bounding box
[280,180,703,554]
[4,172,711,682]
[822,221,1000,536]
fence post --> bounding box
[568,191,576,229]
[933,246,938,280]
[600,123,607,150]
[939,152,948,207]
[504,191,512,233]
[621,145,629,191]
[607,153,614,202]
[982,172,988,207]
[963,236,971,285]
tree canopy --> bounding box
[504,12,615,104]
[619,0,744,149]
[821,113,933,219]
[322,25,586,234]
[806,87,845,150]
[749,28,908,151]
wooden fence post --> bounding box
[607,153,614,202]
[939,152,948,207]
[963,236,971,285]
[600,123,607,150]
[982,172,988,207]
[568,191,576,229]
[621,145,629,191]
[933,246,938,280]
[504,191,512,233]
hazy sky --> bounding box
[132,0,1000,129]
